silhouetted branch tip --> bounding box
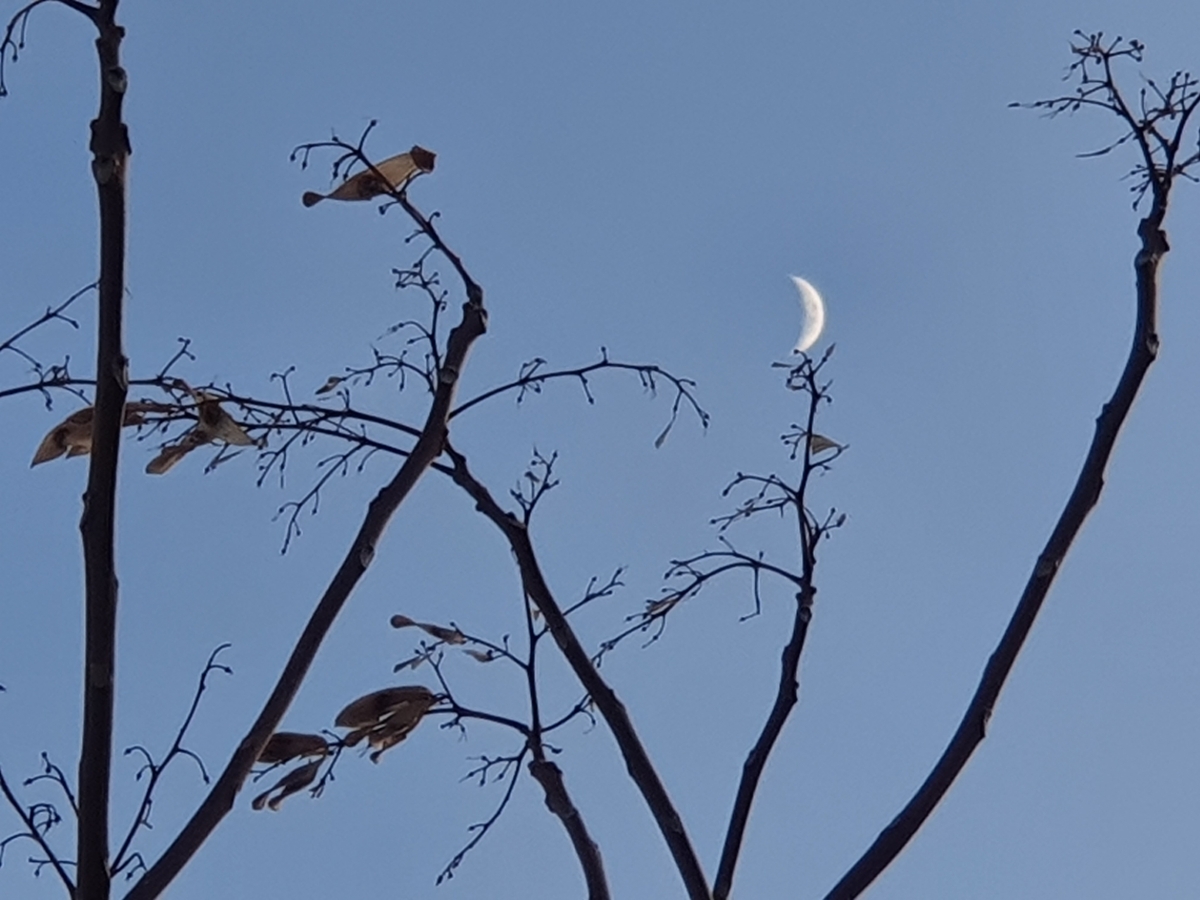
[1015,33,1200,207]
[437,746,527,885]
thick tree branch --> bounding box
[518,537,609,900]
[76,2,129,898]
[123,227,487,900]
[824,54,1185,895]
[528,758,609,900]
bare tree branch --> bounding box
[75,3,130,897]
[123,170,488,900]
[827,37,1196,900]
[110,646,232,879]
[1013,32,1200,206]
[0,764,76,897]
[0,282,89,374]
[443,439,713,900]
[528,758,609,900]
[0,0,99,97]
[449,352,708,430]
[436,748,526,885]
[714,355,835,900]
[23,754,79,819]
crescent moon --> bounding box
[791,276,826,353]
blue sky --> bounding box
[2,1,1199,897]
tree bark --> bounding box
[445,443,712,900]
[529,758,610,900]
[78,3,130,898]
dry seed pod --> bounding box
[31,401,166,467]
[250,759,322,811]
[808,433,842,454]
[392,651,430,673]
[145,428,212,475]
[258,732,330,764]
[390,614,466,645]
[334,685,438,730]
[302,146,436,207]
[366,727,411,763]
[195,394,255,446]
[145,393,255,475]
[420,623,466,644]
[335,685,439,762]
[31,407,95,466]
[644,594,680,617]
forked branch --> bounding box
[110,646,232,879]
[713,353,839,900]
[443,439,712,900]
[1014,32,1200,205]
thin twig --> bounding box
[23,753,79,819]
[0,764,76,897]
[111,646,232,878]
[450,354,708,429]
[436,747,526,884]
[0,0,98,96]
[0,282,90,368]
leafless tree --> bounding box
[1,8,1195,899]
